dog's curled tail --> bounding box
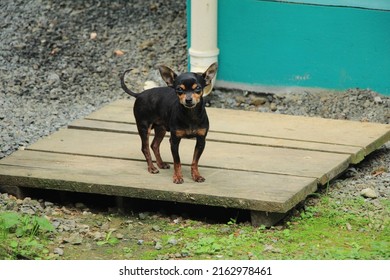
[120,69,138,97]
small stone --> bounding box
[100,222,110,231]
[235,95,247,105]
[116,233,124,239]
[167,237,178,245]
[44,201,54,207]
[263,244,281,253]
[155,242,163,250]
[138,212,149,220]
[137,240,144,245]
[47,72,60,85]
[360,188,378,198]
[114,49,125,56]
[149,3,158,12]
[250,97,267,106]
[181,252,189,257]
[64,233,83,245]
[152,225,160,232]
[92,232,103,240]
[363,100,371,108]
[90,32,97,40]
[52,220,61,229]
[53,247,64,256]
[346,223,352,231]
[20,205,36,215]
[139,40,154,50]
[374,96,382,104]
[270,102,277,111]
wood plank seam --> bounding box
[25,147,322,181]
[82,117,375,149]
[69,123,363,152]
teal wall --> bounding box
[188,0,390,95]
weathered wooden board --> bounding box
[69,118,364,163]
[86,99,390,160]
[26,128,351,184]
[0,150,317,213]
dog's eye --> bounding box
[176,87,184,94]
[194,86,202,93]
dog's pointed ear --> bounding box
[159,65,177,87]
[202,62,218,86]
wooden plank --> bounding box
[85,100,135,123]
[0,150,318,213]
[69,118,364,163]
[26,128,351,184]
[87,99,390,158]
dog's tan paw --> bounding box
[158,162,170,169]
[193,175,205,183]
[148,166,159,174]
[173,176,184,184]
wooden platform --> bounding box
[0,99,389,226]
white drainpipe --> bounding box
[189,0,219,95]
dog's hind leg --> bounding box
[138,123,159,174]
[151,125,170,169]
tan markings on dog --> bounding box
[179,84,186,90]
[175,129,187,138]
[196,128,207,136]
[175,128,207,137]
[191,83,198,90]
[178,94,186,105]
[192,93,201,103]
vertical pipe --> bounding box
[189,0,219,94]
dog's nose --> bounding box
[185,97,193,105]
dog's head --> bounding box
[159,63,218,109]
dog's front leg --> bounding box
[191,136,206,182]
[170,135,183,184]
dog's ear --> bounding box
[202,62,218,86]
[159,65,177,87]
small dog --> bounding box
[120,63,218,184]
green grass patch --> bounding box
[140,195,389,260]
[0,211,55,260]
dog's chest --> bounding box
[174,126,207,138]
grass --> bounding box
[1,191,388,260]
[138,195,389,260]
[0,212,55,260]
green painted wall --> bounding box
[188,0,390,95]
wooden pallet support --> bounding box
[251,211,287,227]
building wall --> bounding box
[188,0,390,95]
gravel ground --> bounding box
[0,0,389,258]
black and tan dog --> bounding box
[120,63,218,184]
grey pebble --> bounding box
[155,242,163,250]
[53,248,64,256]
[360,188,378,199]
[137,240,144,245]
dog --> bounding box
[120,63,218,184]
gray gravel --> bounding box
[0,0,389,231]
[1,0,187,158]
